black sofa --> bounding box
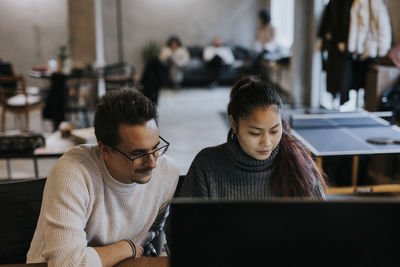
[180,45,255,87]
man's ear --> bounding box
[98,142,112,159]
[229,115,237,133]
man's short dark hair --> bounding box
[94,89,158,147]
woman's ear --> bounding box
[229,115,237,133]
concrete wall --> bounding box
[0,0,68,77]
[1,0,397,90]
[102,0,266,75]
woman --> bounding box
[158,35,190,88]
[255,9,276,54]
[179,76,326,199]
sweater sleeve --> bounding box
[179,151,210,198]
[40,158,101,267]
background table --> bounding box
[0,128,95,179]
[290,110,400,185]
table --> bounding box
[0,256,169,267]
[290,110,400,185]
[0,129,94,179]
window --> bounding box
[270,0,294,50]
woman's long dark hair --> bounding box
[228,76,325,197]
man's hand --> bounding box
[133,241,144,258]
[94,240,144,267]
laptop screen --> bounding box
[169,199,400,267]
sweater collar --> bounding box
[94,146,139,193]
[224,129,279,172]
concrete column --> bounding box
[95,0,105,67]
[290,0,314,108]
[68,0,96,67]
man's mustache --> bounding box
[135,167,154,173]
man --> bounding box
[27,89,179,266]
[203,37,235,66]
[203,37,235,86]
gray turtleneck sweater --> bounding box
[179,134,325,200]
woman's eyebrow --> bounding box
[271,123,280,129]
[248,125,263,131]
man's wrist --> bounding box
[123,239,137,259]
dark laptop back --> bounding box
[169,199,400,267]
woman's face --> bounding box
[230,105,282,160]
[170,41,179,51]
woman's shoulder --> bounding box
[194,143,226,162]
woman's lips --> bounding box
[257,150,271,155]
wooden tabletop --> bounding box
[0,256,169,267]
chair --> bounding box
[173,175,185,198]
[103,62,135,92]
[65,77,97,128]
[0,75,44,132]
[0,178,46,264]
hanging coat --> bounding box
[347,0,392,59]
[318,0,354,104]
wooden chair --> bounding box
[104,61,135,92]
[173,175,186,198]
[64,77,97,128]
[0,178,46,264]
[0,75,44,132]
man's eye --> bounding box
[131,152,144,157]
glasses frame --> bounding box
[112,135,169,165]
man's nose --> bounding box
[142,153,157,168]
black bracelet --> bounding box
[123,239,137,258]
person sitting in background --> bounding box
[27,89,179,266]
[203,37,235,86]
[203,37,235,65]
[255,9,276,54]
[179,76,326,199]
[159,35,190,88]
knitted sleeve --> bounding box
[178,150,210,198]
[40,157,101,267]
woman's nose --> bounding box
[260,134,272,146]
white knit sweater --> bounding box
[26,144,179,266]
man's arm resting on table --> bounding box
[93,240,144,267]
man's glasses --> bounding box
[112,136,169,165]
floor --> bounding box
[0,87,231,179]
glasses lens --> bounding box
[133,145,168,163]
[158,145,168,157]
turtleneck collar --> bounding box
[224,128,279,172]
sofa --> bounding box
[180,45,255,87]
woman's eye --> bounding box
[270,131,279,134]
[249,132,261,136]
